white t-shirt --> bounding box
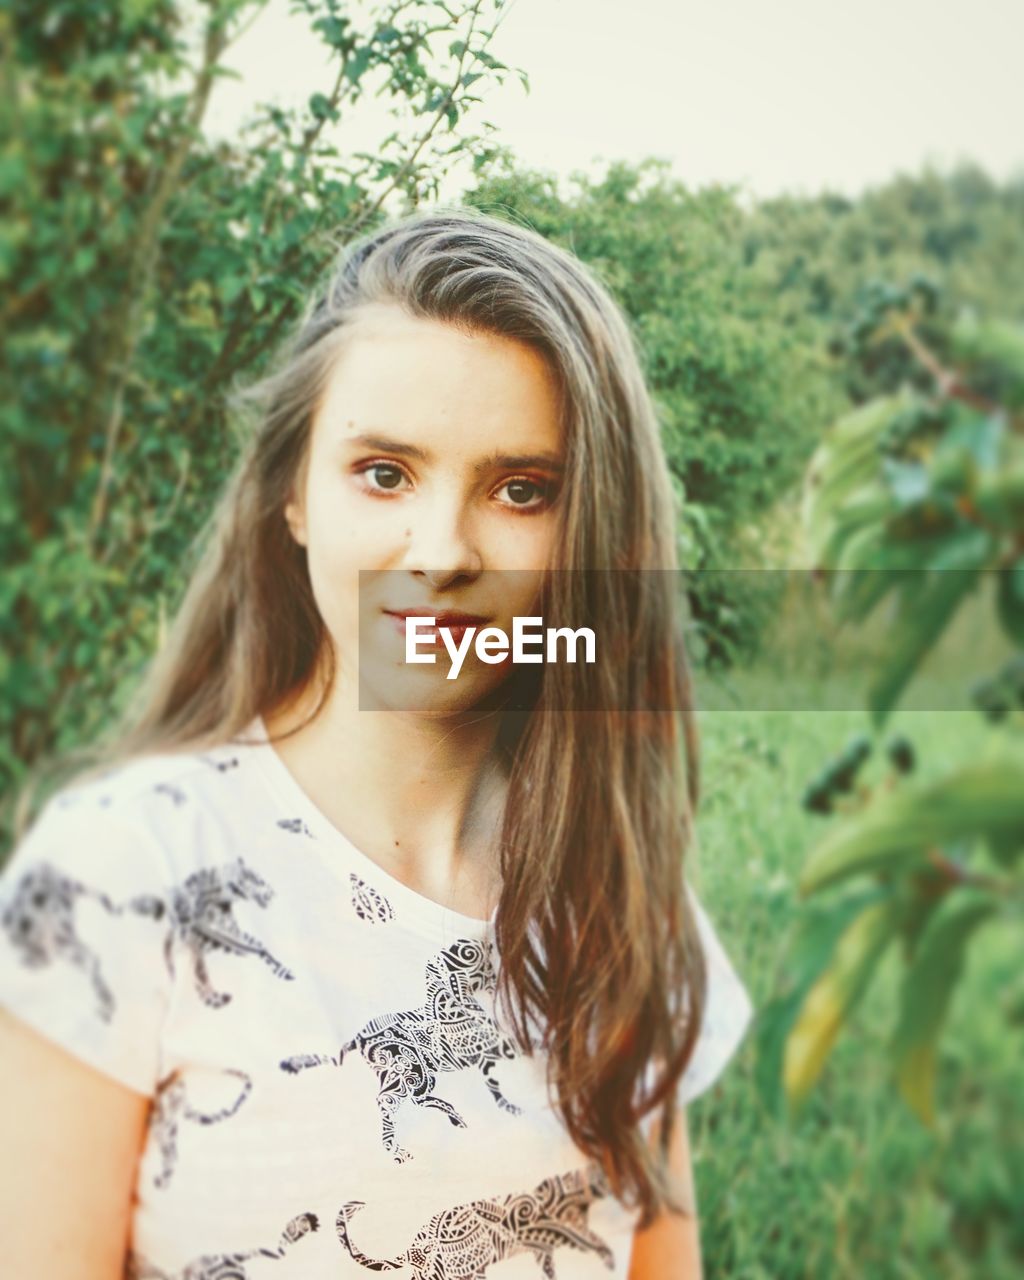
[0,716,753,1279]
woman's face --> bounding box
[284,302,565,717]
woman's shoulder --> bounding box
[0,737,262,1099]
[6,734,266,886]
[76,725,266,803]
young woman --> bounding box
[0,209,752,1279]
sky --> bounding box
[203,0,1024,202]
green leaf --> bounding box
[814,485,894,567]
[308,93,333,121]
[753,986,805,1115]
[315,16,353,50]
[799,748,1024,894]
[974,459,1024,528]
[925,522,993,570]
[123,0,163,24]
[832,563,901,624]
[867,538,990,725]
[937,406,1004,472]
[218,275,248,305]
[950,314,1024,410]
[830,393,911,450]
[786,885,887,985]
[783,898,901,1105]
[474,50,507,72]
[986,827,1024,867]
[345,46,373,85]
[881,456,930,507]
[891,891,998,1125]
[210,65,243,85]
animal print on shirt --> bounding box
[335,1163,613,1278]
[147,1068,253,1189]
[154,782,187,806]
[53,791,113,810]
[0,861,165,1022]
[277,817,315,838]
[166,859,295,1009]
[199,754,240,773]
[349,872,394,924]
[280,937,522,1162]
[125,1211,318,1279]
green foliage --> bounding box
[0,0,520,817]
[777,279,1024,1129]
[950,314,1024,411]
[803,280,1024,722]
[800,733,873,814]
[742,163,1024,404]
[783,895,903,1104]
[890,888,999,1126]
[797,745,1024,895]
[700,707,1023,1277]
[971,655,1024,726]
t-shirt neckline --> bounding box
[243,714,498,936]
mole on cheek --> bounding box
[404,528,411,538]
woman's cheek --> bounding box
[498,513,558,574]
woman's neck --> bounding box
[262,672,508,919]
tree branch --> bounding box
[88,5,231,547]
[891,315,999,417]
[221,0,273,54]
[341,0,490,236]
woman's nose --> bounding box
[403,488,483,585]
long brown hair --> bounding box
[20,208,707,1227]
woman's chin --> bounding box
[355,663,512,719]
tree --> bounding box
[0,0,525,818]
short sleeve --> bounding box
[0,788,174,1097]
[676,886,754,1106]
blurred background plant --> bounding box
[778,277,1024,1107]
[749,280,1024,1272]
[0,0,522,798]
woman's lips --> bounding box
[383,611,489,647]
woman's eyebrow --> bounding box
[343,433,564,474]
[343,432,430,461]
[474,448,565,475]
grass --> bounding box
[687,700,1024,1279]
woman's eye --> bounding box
[359,463,408,492]
[497,477,553,510]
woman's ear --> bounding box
[284,495,308,547]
